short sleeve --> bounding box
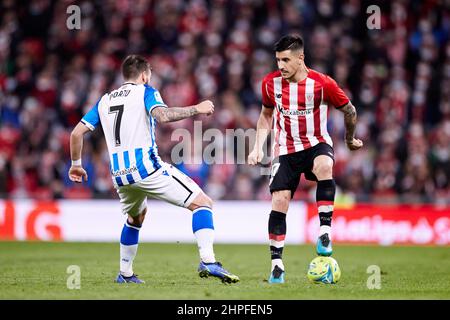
[324,75,350,109]
[261,79,274,108]
[81,98,101,131]
[144,84,168,113]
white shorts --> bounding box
[115,162,203,216]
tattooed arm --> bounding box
[151,100,214,123]
[337,102,363,151]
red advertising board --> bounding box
[1,200,449,245]
[0,201,61,241]
[306,204,450,245]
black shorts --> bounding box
[269,143,335,197]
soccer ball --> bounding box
[307,256,341,284]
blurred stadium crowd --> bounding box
[0,0,449,205]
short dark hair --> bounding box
[121,55,151,80]
[274,35,304,52]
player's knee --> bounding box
[272,192,290,212]
[313,162,333,179]
[190,192,213,210]
[200,194,213,208]
[128,208,146,226]
[273,197,289,207]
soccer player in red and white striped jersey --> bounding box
[248,35,363,284]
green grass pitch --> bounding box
[0,242,449,299]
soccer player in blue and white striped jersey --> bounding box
[68,55,239,284]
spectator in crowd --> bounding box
[0,0,448,205]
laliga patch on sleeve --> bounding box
[154,91,163,103]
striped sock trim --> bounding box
[318,204,334,213]
[269,233,286,241]
[125,222,141,230]
[317,200,334,207]
[192,206,212,214]
[270,239,285,248]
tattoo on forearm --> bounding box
[152,106,198,123]
[340,103,357,141]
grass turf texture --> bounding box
[0,242,449,299]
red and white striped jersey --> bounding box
[261,68,349,157]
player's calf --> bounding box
[117,208,147,282]
[268,209,286,284]
[315,179,335,256]
[189,193,239,283]
[128,208,147,226]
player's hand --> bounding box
[248,149,264,165]
[346,138,363,151]
[68,165,88,183]
[195,100,214,116]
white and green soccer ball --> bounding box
[307,256,341,284]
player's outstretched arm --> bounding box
[338,102,363,151]
[151,100,214,123]
[248,106,273,165]
[68,122,90,183]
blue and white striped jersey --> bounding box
[81,83,167,187]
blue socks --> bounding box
[192,207,216,263]
[120,222,141,277]
[120,222,140,245]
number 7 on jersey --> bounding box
[109,104,124,146]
